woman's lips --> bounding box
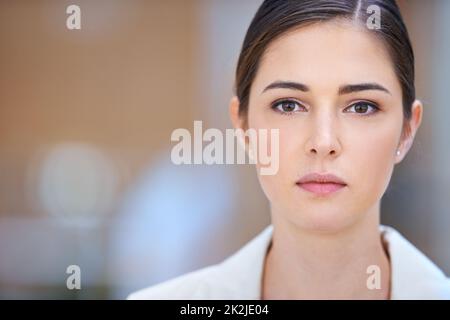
[297,182,346,195]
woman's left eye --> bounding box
[344,101,380,115]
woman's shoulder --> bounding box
[127,225,274,300]
[127,264,221,300]
[381,225,450,299]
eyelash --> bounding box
[270,99,381,116]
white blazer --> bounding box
[128,225,450,300]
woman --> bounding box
[129,0,450,299]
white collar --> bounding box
[214,224,450,299]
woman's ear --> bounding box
[229,96,246,131]
[396,99,423,163]
[229,96,254,158]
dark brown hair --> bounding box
[234,0,415,130]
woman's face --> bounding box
[242,20,414,233]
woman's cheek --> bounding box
[352,132,397,202]
[255,127,298,205]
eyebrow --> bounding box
[261,80,391,95]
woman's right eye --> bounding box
[271,99,305,114]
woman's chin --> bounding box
[288,210,359,235]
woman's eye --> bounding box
[345,101,379,115]
[272,100,304,114]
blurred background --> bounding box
[0,0,449,299]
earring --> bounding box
[396,150,401,156]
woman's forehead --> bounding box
[254,20,400,94]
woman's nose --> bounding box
[304,115,342,158]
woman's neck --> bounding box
[262,205,391,299]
